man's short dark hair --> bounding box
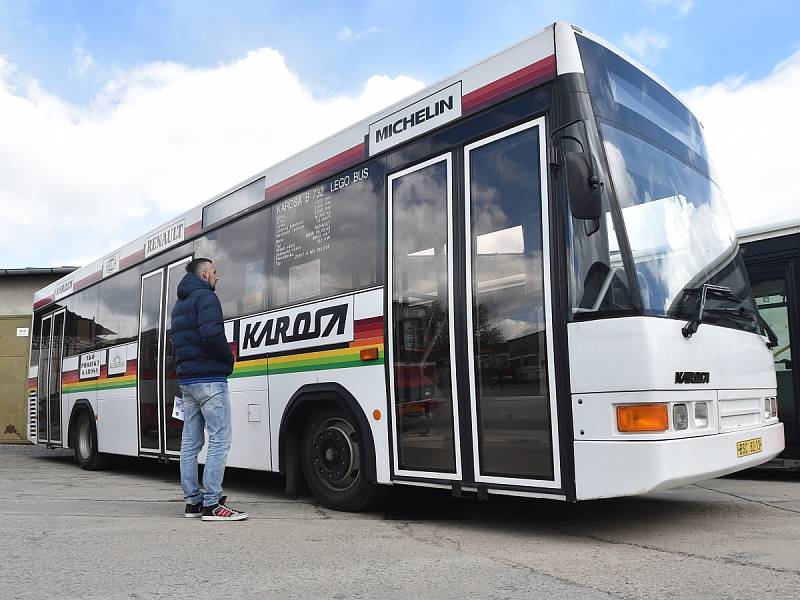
[186,258,212,275]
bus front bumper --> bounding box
[573,422,785,500]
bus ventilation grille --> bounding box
[27,390,37,441]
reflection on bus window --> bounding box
[468,124,554,480]
[96,266,142,349]
[391,158,457,473]
[754,278,795,440]
[195,210,269,319]
[270,162,384,309]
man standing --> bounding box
[172,257,248,521]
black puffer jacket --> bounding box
[171,272,234,381]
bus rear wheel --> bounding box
[73,411,108,471]
[301,407,383,512]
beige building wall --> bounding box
[1,273,73,444]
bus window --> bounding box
[270,162,384,309]
[97,266,142,349]
[65,288,98,357]
[203,177,265,228]
[194,210,269,319]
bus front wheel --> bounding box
[301,407,384,512]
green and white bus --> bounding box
[27,23,783,510]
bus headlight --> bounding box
[673,404,688,430]
[765,396,778,419]
[694,402,709,428]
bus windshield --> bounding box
[601,123,758,333]
[577,34,761,334]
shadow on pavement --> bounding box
[24,444,799,535]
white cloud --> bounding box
[644,0,694,17]
[337,26,380,42]
[0,48,423,267]
[71,46,95,77]
[622,28,669,60]
[681,50,800,232]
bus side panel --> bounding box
[96,389,139,456]
[226,375,271,471]
[96,344,139,456]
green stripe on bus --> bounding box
[269,351,384,371]
[230,365,268,379]
[268,356,383,375]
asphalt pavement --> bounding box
[1,444,799,599]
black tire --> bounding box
[73,410,109,470]
[301,406,385,512]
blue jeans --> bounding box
[179,381,231,507]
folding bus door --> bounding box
[387,153,463,481]
[462,118,561,489]
[387,119,562,492]
[137,257,193,456]
[750,265,799,454]
[138,269,164,454]
[36,309,66,446]
[162,257,192,455]
[36,315,52,444]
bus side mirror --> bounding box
[565,152,603,221]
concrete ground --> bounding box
[1,445,799,600]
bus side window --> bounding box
[269,162,384,309]
[194,210,270,319]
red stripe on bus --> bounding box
[120,249,145,269]
[463,54,556,114]
[354,326,383,340]
[34,296,54,309]
[265,143,366,201]
[75,270,102,290]
[355,316,383,328]
[185,220,202,236]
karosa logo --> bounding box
[675,371,710,384]
[238,297,354,357]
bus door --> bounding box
[36,309,66,446]
[387,118,561,491]
[461,118,560,490]
[137,256,192,456]
[750,263,798,456]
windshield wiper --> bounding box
[681,284,737,339]
[758,313,779,349]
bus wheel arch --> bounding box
[67,400,108,471]
[279,383,382,511]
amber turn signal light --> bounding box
[616,404,669,432]
[360,347,379,361]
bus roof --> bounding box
[32,22,688,309]
[738,219,800,244]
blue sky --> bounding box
[2,1,798,100]
[1,0,799,267]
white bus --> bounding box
[26,23,784,510]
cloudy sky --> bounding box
[0,0,798,267]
